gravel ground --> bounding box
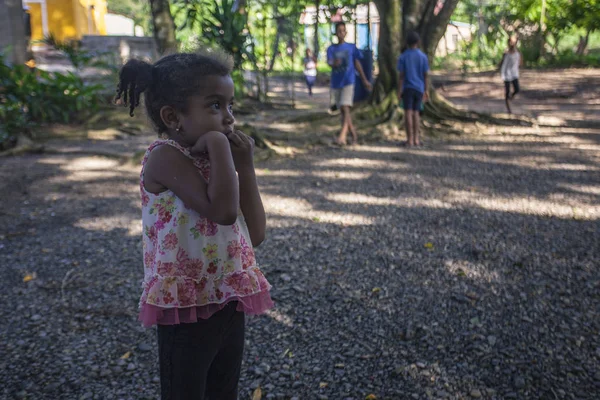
[1,122,599,400]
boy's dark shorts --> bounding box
[402,88,424,111]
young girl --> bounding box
[116,52,274,400]
[500,36,522,114]
[303,48,317,96]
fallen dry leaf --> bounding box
[252,387,262,400]
[23,272,37,283]
[120,351,131,360]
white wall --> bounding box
[105,13,144,37]
[437,23,473,56]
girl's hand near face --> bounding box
[226,130,255,171]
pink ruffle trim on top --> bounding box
[139,290,274,327]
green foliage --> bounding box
[173,0,254,67]
[450,0,600,68]
[0,99,27,150]
[231,69,248,97]
[0,52,104,149]
[537,49,600,67]
[172,0,309,101]
[563,0,600,35]
[555,29,600,52]
[433,41,501,72]
[247,0,306,71]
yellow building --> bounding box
[24,0,107,43]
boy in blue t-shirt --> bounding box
[327,22,372,146]
[397,31,429,147]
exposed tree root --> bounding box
[0,136,44,157]
[236,123,299,161]
[424,91,536,127]
[1,90,541,161]
[350,90,537,142]
[286,110,332,123]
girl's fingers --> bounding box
[227,131,244,146]
[235,130,249,143]
[234,130,252,147]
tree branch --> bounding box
[421,0,460,57]
[432,0,460,38]
[418,0,438,32]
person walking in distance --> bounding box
[397,31,429,147]
[327,22,372,146]
[303,48,318,97]
[500,36,522,114]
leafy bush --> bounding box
[537,49,600,67]
[0,103,24,150]
[435,41,600,71]
[174,0,254,68]
[433,39,504,73]
[231,69,247,97]
[0,52,104,150]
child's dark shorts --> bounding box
[402,88,424,111]
[157,301,245,400]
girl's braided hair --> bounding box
[115,52,234,135]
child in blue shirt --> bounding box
[397,31,429,147]
[327,22,372,146]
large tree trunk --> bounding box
[576,29,591,56]
[405,0,460,59]
[0,0,28,65]
[369,0,459,116]
[267,11,282,72]
[355,0,532,137]
[149,0,178,55]
[371,0,402,103]
[359,0,528,135]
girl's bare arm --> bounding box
[239,170,266,246]
[228,131,266,246]
[145,134,239,225]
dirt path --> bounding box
[1,70,599,400]
[251,69,600,126]
[433,69,600,125]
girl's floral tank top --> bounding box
[138,139,273,327]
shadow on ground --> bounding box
[1,120,599,399]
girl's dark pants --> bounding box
[305,74,316,95]
[504,79,520,99]
[157,301,245,400]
